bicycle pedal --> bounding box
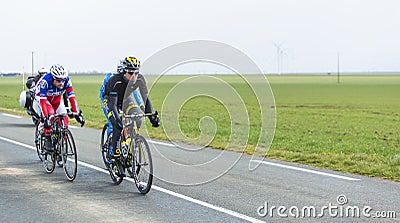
[115,169,126,177]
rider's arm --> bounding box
[137,74,154,114]
[65,79,79,113]
[33,74,42,86]
[100,73,113,100]
[39,79,49,117]
[104,77,123,129]
[107,93,123,129]
[144,97,154,114]
[135,74,159,126]
[25,76,35,89]
[133,88,144,107]
[63,92,69,108]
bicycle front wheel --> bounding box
[34,124,45,162]
[61,129,77,181]
[132,135,153,194]
[44,152,55,173]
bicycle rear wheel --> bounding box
[104,129,123,185]
[131,135,153,194]
[100,124,110,168]
[61,129,77,181]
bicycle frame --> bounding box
[39,112,79,181]
[119,113,147,168]
[104,112,154,193]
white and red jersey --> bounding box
[34,73,78,117]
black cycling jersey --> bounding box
[104,74,128,109]
[104,73,155,153]
[104,73,152,110]
[26,74,42,89]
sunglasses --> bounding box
[55,78,66,83]
[125,69,139,75]
[127,71,139,75]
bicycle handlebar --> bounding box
[49,112,79,118]
[123,113,154,119]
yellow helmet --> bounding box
[122,56,140,72]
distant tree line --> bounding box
[0,72,21,76]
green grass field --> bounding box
[1,75,399,181]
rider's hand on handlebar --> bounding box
[44,115,51,128]
[140,105,145,113]
[67,108,74,118]
[74,110,85,127]
[149,111,160,128]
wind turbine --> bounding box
[273,41,286,75]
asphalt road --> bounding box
[0,113,399,222]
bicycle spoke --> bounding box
[62,129,77,181]
[43,152,55,173]
[35,124,45,162]
[100,124,110,168]
[132,135,153,194]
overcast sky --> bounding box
[1,0,399,74]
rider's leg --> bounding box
[32,96,42,119]
[108,120,113,136]
[108,123,122,164]
[43,102,55,151]
[102,106,113,136]
[32,95,43,125]
[107,109,122,162]
[55,101,68,128]
[54,101,66,162]
[43,103,55,135]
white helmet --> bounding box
[38,66,48,75]
[19,91,27,107]
[50,64,68,79]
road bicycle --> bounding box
[100,113,153,194]
[35,113,79,181]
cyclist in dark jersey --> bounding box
[103,56,160,163]
[26,66,48,89]
[100,62,144,136]
[20,67,49,123]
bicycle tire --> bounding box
[108,160,124,185]
[61,129,78,181]
[100,124,110,168]
[107,136,123,185]
[55,140,63,168]
[44,152,55,173]
[34,124,45,162]
[132,135,153,194]
[32,117,39,126]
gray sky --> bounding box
[1,0,399,74]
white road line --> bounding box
[0,136,264,223]
[251,160,360,181]
[0,136,36,150]
[148,139,176,147]
[150,185,265,223]
[146,139,359,182]
[2,113,22,119]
